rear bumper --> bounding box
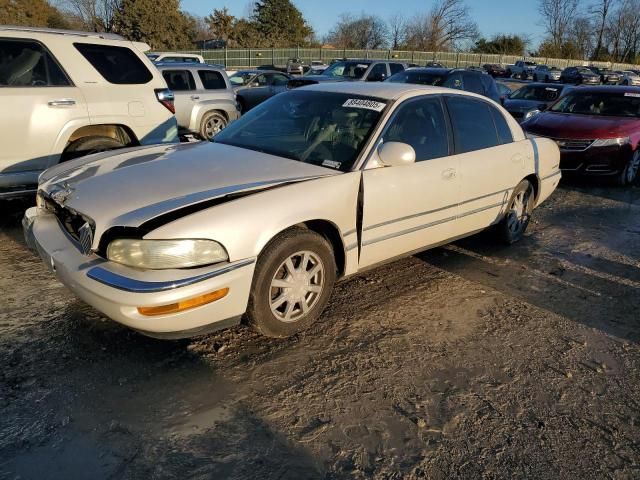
[23,207,256,338]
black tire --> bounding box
[62,136,124,161]
[496,180,535,244]
[521,72,528,80]
[618,150,640,186]
[246,228,337,338]
[199,111,228,141]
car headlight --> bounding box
[524,109,541,120]
[107,239,228,270]
[592,137,630,147]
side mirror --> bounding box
[378,142,416,167]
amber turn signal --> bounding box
[137,288,229,316]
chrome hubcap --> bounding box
[269,251,324,323]
[205,116,226,139]
[626,151,640,183]
[507,189,531,234]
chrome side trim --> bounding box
[541,170,562,181]
[363,188,511,232]
[362,202,505,247]
[342,228,357,237]
[86,258,255,293]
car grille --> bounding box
[43,196,95,254]
[552,138,595,151]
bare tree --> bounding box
[571,16,595,59]
[387,13,406,50]
[61,0,120,32]
[605,0,640,61]
[538,0,580,56]
[327,13,389,49]
[590,0,617,59]
[405,0,479,51]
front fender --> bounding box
[144,172,362,275]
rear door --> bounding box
[161,69,197,128]
[445,95,526,235]
[270,73,290,96]
[0,37,88,184]
[243,73,272,108]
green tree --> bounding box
[252,0,313,47]
[112,0,194,49]
[0,0,69,28]
[205,7,235,44]
[473,35,527,55]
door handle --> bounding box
[191,95,200,100]
[48,99,76,107]
[442,168,457,180]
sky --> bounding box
[181,0,546,46]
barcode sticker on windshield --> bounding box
[624,92,640,98]
[343,99,386,112]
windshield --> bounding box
[550,91,640,118]
[510,85,562,102]
[322,61,370,79]
[229,72,256,86]
[214,91,387,171]
[387,70,447,86]
[577,68,593,74]
[146,53,159,61]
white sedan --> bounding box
[23,83,561,339]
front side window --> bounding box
[446,96,500,154]
[322,61,370,79]
[198,70,226,90]
[0,38,70,87]
[74,43,152,84]
[162,70,195,91]
[229,71,255,86]
[214,91,386,171]
[382,97,449,161]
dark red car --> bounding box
[522,86,640,185]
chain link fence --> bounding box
[169,47,640,71]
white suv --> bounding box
[0,27,178,199]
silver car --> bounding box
[157,63,240,140]
[24,83,561,339]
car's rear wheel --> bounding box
[496,180,535,244]
[246,228,336,338]
[618,150,640,186]
[199,111,228,141]
[62,136,124,161]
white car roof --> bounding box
[0,25,125,40]
[300,81,478,101]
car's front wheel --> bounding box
[199,111,228,141]
[496,180,535,244]
[618,150,640,186]
[246,228,336,338]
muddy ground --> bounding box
[1,179,639,480]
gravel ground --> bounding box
[1,179,639,480]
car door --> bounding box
[242,73,271,109]
[161,69,197,128]
[445,95,526,235]
[359,96,459,268]
[0,37,88,184]
[270,73,290,96]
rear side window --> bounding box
[162,70,196,91]
[446,96,500,154]
[462,74,483,95]
[389,63,404,75]
[74,43,152,84]
[490,108,513,144]
[198,70,226,90]
[272,73,289,86]
[0,38,70,87]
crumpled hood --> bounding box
[39,142,338,243]
[523,111,640,139]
